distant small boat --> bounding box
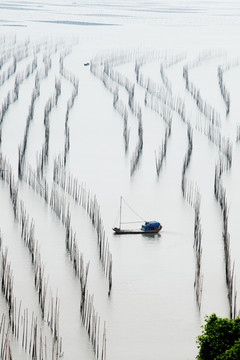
[112,197,162,234]
[84,62,90,66]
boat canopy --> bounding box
[141,221,161,231]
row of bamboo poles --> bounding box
[183,65,221,128]
[23,164,49,203]
[16,44,63,180]
[182,54,238,314]
[135,57,187,125]
[31,160,109,357]
[80,290,107,360]
[136,52,185,95]
[236,125,240,142]
[2,40,61,179]
[91,52,186,176]
[139,51,239,158]
[194,114,233,178]
[144,93,172,175]
[193,193,203,310]
[0,234,62,360]
[0,37,108,359]
[42,54,52,78]
[184,182,203,312]
[91,54,144,175]
[77,248,107,360]
[17,198,62,353]
[160,64,173,94]
[0,35,16,70]
[42,78,62,167]
[0,52,19,86]
[0,35,42,87]
[154,127,170,176]
[134,55,183,169]
[217,58,239,117]
[181,124,193,196]
[18,68,40,179]
[0,242,13,321]
[20,159,108,359]
[184,53,236,316]
[59,48,79,165]
[179,123,203,309]
[1,140,109,359]
[0,56,38,126]
[182,55,236,171]
[0,46,226,322]
[49,182,108,358]
[1,39,239,356]
[217,66,230,116]
[19,142,109,358]
[130,109,143,175]
[153,53,235,313]
[182,175,203,310]
[0,153,63,357]
[21,46,78,180]
[214,157,237,318]
[53,156,112,296]
[0,313,12,360]
[112,87,130,152]
[104,60,144,175]
[17,145,109,358]
[90,52,205,313]
[137,55,187,177]
[49,177,108,358]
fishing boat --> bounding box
[112,197,162,234]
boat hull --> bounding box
[112,226,162,234]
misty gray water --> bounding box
[1,1,240,359]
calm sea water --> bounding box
[1,1,240,359]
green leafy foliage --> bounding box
[196,314,240,360]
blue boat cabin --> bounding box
[141,221,161,231]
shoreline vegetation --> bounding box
[196,314,240,359]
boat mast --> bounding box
[119,196,122,229]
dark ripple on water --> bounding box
[33,19,118,26]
